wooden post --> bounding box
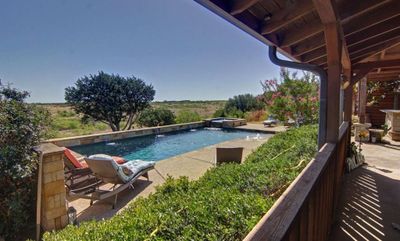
[343,69,353,122]
[358,77,367,123]
[324,22,342,143]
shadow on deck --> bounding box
[329,141,400,241]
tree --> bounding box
[0,83,50,239]
[261,68,319,124]
[65,72,155,131]
[175,110,202,123]
[137,107,176,127]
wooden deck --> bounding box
[329,139,400,241]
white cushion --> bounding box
[87,154,114,161]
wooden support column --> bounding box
[343,69,353,122]
[358,77,367,123]
[325,22,342,143]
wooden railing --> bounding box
[244,122,350,241]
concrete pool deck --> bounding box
[70,130,273,223]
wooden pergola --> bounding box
[194,0,400,240]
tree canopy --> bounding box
[65,72,155,131]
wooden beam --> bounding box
[230,0,259,15]
[343,67,353,122]
[341,43,351,70]
[260,0,314,34]
[312,0,338,24]
[281,20,324,47]
[356,59,400,69]
[324,22,342,142]
[377,50,386,73]
[351,67,373,85]
[358,77,367,123]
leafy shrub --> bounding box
[212,108,226,118]
[213,94,265,118]
[175,110,202,123]
[137,108,176,127]
[261,69,319,124]
[225,94,265,113]
[0,84,50,240]
[57,109,75,117]
[245,110,268,122]
[44,125,318,241]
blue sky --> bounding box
[0,0,282,103]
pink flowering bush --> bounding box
[261,68,319,124]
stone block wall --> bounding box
[37,143,68,231]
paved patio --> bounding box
[234,123,287,133]
[69,130,272,223]
[329,138,400,241]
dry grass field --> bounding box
[41,101,226,138]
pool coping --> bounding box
[44,121,205,147]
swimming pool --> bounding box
[70,128,269,162]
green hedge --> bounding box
[44,125,318,241]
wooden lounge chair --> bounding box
[75,155,155,209]
[63,149,127,195]
[215,147,244,165]
[63,149,100,194]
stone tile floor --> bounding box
[329,138,400,241]
[69,124,273,223]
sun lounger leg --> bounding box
[112,194,118,209]
[143,172,149,180]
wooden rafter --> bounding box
[230,0,259,15]
[338,0,391,24]
[280,20,323,47]
[346,16,400,48]
[302,46,326,63]
[343,0,400,36]
[349,29,400,56]
[293,0,400,58]
[293,32,325,56]
[353,59,400,70]
[351,37,400,63]
[260,0,314,35]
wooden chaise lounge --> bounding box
[71,154,155,209]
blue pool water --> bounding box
[71,128,269,162]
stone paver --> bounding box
[69,132,272,222]
[329,138,400,241]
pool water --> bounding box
[70,128,269,162]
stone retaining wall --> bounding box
[45,121,205,147]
